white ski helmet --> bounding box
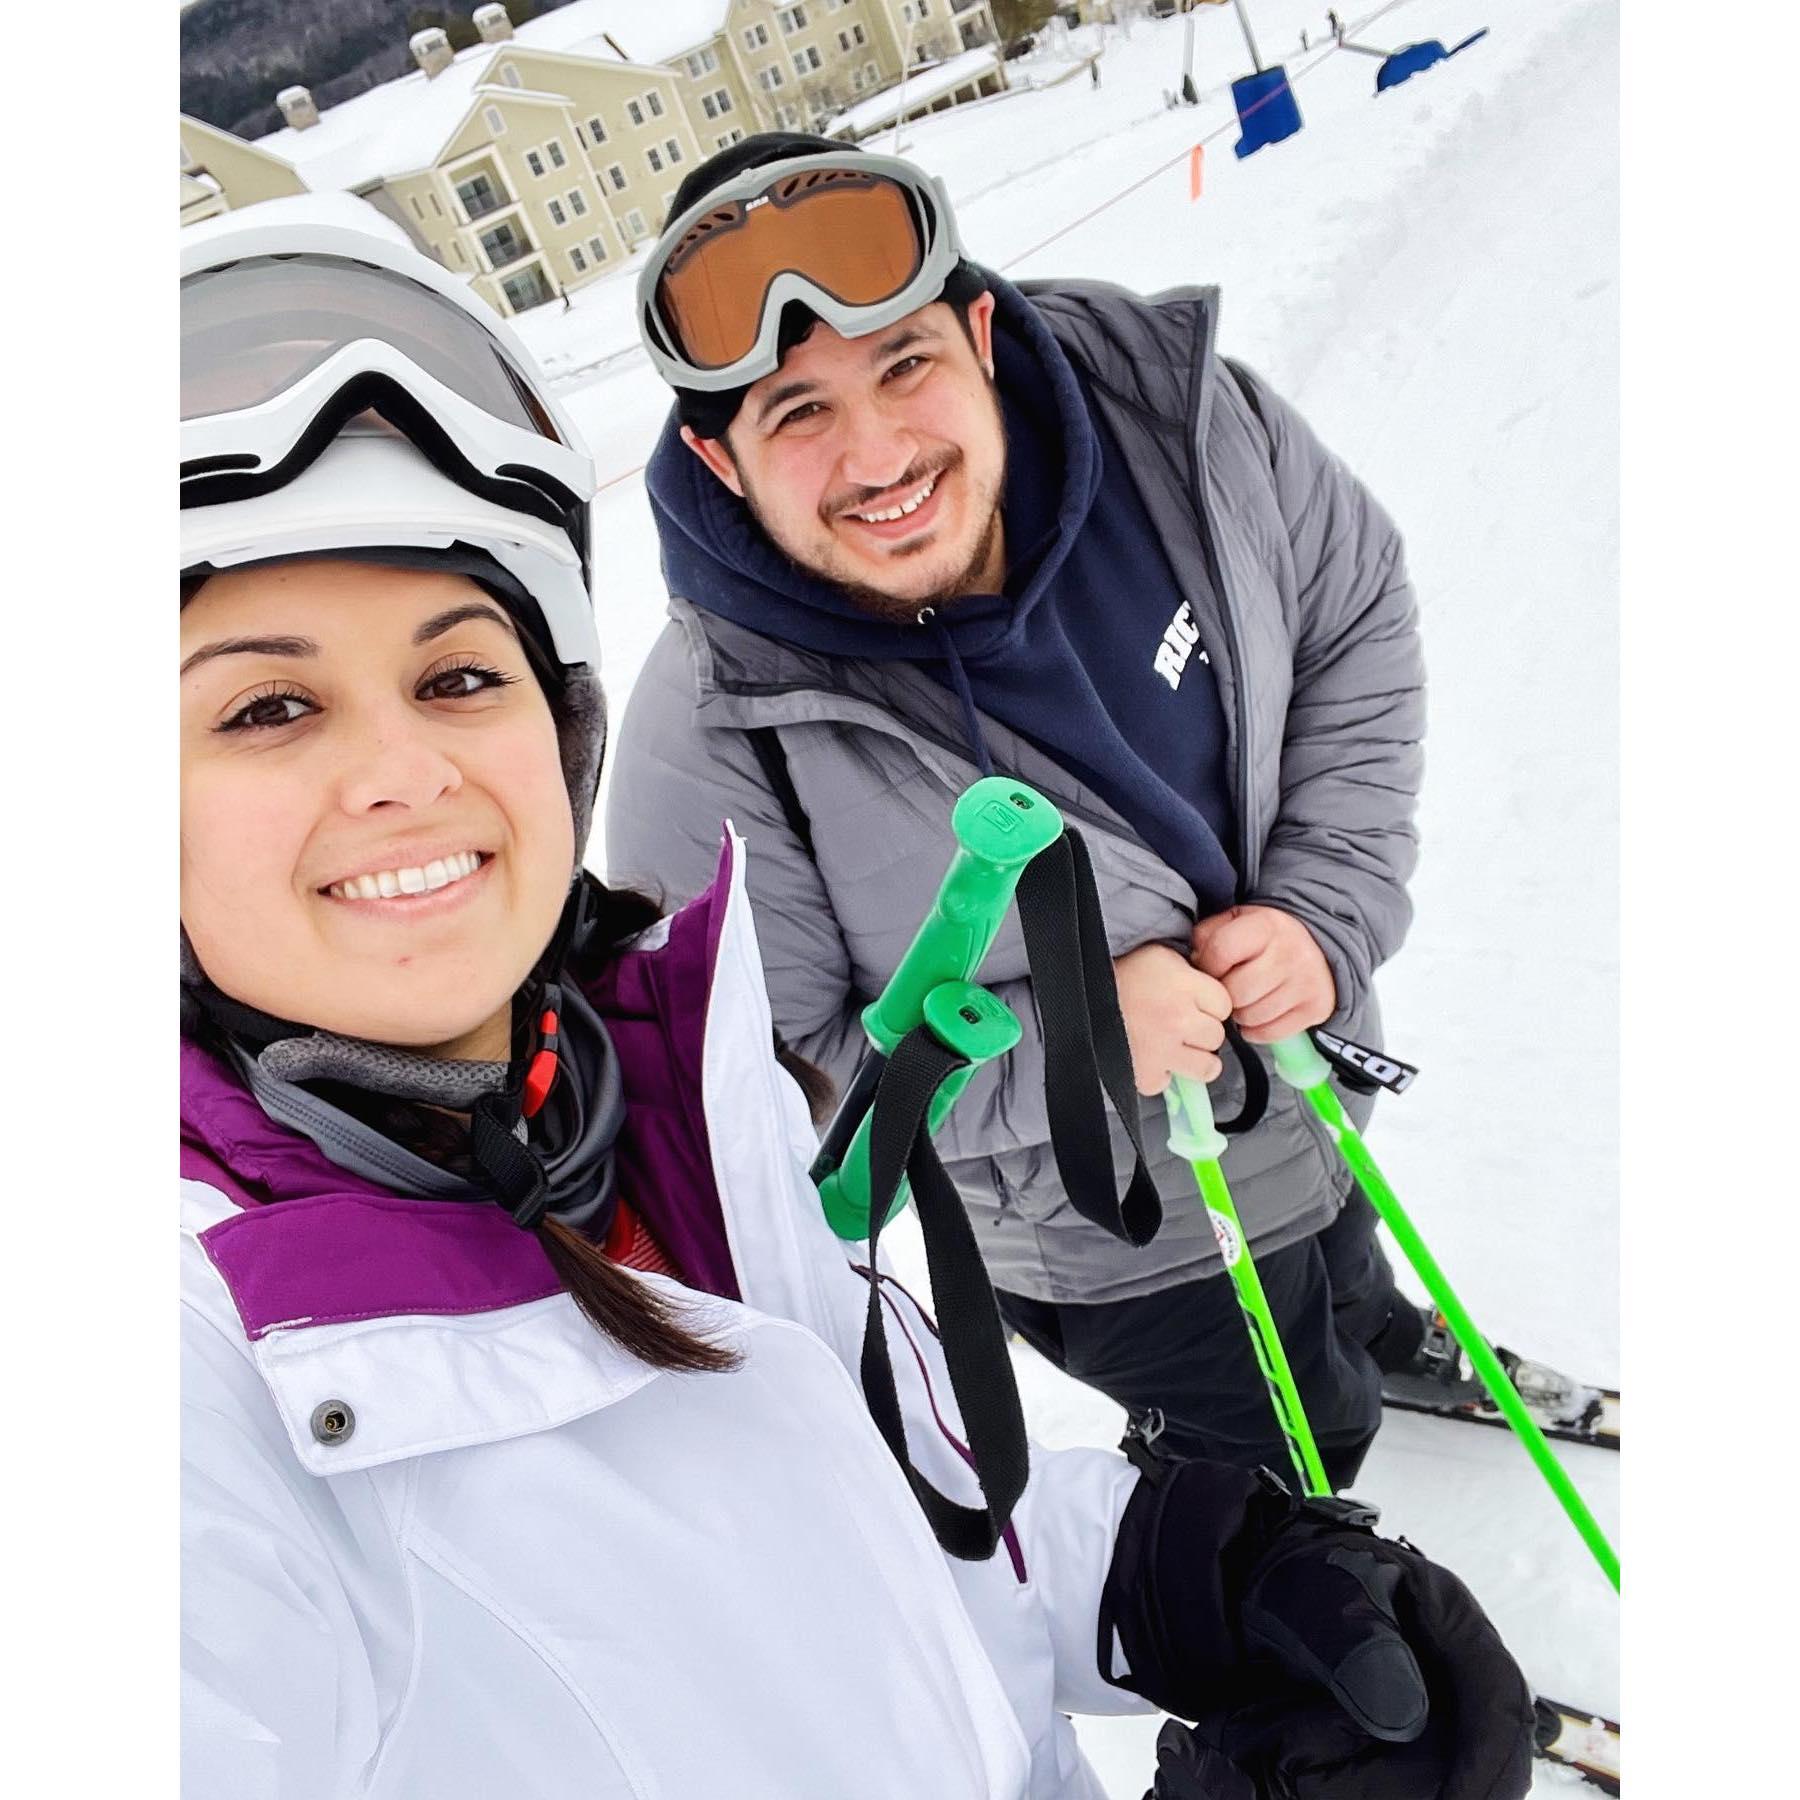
[180,198,606,846]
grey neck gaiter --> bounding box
[229,978,625,1234]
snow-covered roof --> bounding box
[827,48,1003,137]
[255,42,518,191]
[251,4,736,195]
[509,1,734,67]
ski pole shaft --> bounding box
[1269,1035,1621,1591]
[1166,1074,1330,1497]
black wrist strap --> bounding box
[1015,829,1163,1246]
[861,1024,1031,1562]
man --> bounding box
[608,134,1430,1488]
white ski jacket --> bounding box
[182,830,1153,1799]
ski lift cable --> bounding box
[998,0,1420,274]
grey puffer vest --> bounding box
[607,280,1424,1303]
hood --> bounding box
[644,273,1104,668]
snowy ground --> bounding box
[517,3,1620,1791]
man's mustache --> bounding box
[823,448,963,522]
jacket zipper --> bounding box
[1185,365,1255,899]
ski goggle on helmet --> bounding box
[181,206,599,671]
[637,152,965,393]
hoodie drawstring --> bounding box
[922,609,996,779]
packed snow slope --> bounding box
[515,2,1620,1792]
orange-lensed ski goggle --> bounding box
[637,154,965,391]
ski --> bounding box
[1534,1697,1620,1793]
[1382,1311,1618,1449]
[1384,1384,1618,1450]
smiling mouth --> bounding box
[323,850,487,902]
[844,471,940,525]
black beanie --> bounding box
[661,132,987,441]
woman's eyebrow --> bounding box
[179,635,316,678]
[414,602,514,644]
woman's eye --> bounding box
[418,661,517,701]
[217,689,315,734]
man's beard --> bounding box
[736,383,1008,627]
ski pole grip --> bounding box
[817,980,1022,1240]
[859,778,1064,1055]
[1271,1032,1333,1090]
[1165,1072,1228,1162]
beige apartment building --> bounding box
[180,1,1003,316]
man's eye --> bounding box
[217,688,315,734]
[884,356,927,382]
[775,401,824,431]
[418,660,518,701]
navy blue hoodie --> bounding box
[645,275,1238,914]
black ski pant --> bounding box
[996,1188,1414,1492]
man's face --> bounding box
[682,294,1007,620]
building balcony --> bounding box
[481,231,537,270]
[462,187,511,221]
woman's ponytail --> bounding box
[537,1215,740,1372]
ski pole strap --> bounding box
[1015,829,1163,1247]
[862,1023,1031,1562]
[1215,1020,1270,1135]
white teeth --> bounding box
[851,472,937,524]
[329,851,483,902]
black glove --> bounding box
[1107,1452,1535,1800]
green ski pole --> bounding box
[1269,1034,1621,1592]
[1165,1073,1331,1497]
[812,777,1064,1239]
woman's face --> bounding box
[180,559,574,1060]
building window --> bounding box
[647,90,665,118]
[501,64,522,88]
[481,222,529,267]
[484,106,505,134]
[664,137,684,165]
[410,196,424,218]
[716,128,746,147]
[547,197,567,226]
[627,98,645,127]
[778,5,808,34]
[587,114,607,144]
[526,148,545,177]
[625,208,648,240]
[588,234,608,263]
[607,163,628,191]
[429,192,443,216]
[701,88,734,119]
[646,146,664,174]
[566,188,588,217]
[758,65,785,91]
[501,266,555,312]
[838,23,867,50]
[742,23,770,49]
[793,47,823,74]
[685,48,719,78]
[547,139,567,169]
[864,60,879,85]
[451,241,466,264]
[775,102,801,128]
[570,245,588,273]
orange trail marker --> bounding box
[1189,143,1205,200]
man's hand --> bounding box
[1113,943,1232,1095]
[1191,905,1336,1045]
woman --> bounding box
[180,203,1533,1800]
